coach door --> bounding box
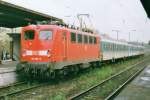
[62,32,67,60]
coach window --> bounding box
[24,30,35,40]
[101,42,103,50]
[77,34,82,43]
[84,35,88,43]
[71,32,76,42]
[104,42,107,51]
[120,45,122,51]
[39,30,52,40]
[125,46,127,51]
[102,42,105,50]
[110,43,112,50]
[108,43,110,50]
[116,44,118,51]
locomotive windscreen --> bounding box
[39,30,52,40]
[24,30,35,40]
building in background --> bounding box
[0,27,11,62]
[0,27,21,62]
[8,33,21,61]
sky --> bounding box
[5,0,150,43]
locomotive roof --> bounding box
[66,28,98,36]
[0,0,62,28]
[23,24,99,36]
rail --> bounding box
[0,70,16,74]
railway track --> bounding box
[0,81,49,99]
[69,57,150,100]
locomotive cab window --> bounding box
[24,30,35,40]
[39,30,52,40]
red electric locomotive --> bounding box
[17,24,101,79]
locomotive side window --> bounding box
[39,30,52,40]
[77,34,82,43]
[24,30,35,40]
[89,36,93,44]
[94,37,97,44]
[84,35,88,43]
[71,32,76,42]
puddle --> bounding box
[145,69,150,74]
[140,77,150,81]
[0,72,18,87]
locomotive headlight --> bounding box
[22,54,26,57]
[47,49,51,57]
[47,54,51,57]
[22,49,26,56]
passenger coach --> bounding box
[100,36,145,61]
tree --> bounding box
[149,41,150,45]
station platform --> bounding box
[0,60,17,73]
[114,64,150,100]
[0,61,18,87]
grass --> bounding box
[9,56,144,100]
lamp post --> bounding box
[112,30,120,40]
[129,30,136,42]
